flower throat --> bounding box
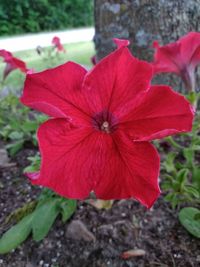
[92,110,118,134]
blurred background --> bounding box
[0,0,95,93]
[0,0,93,35]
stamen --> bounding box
[101,121,110,133]
[92,110,118,133]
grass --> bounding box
[0,41,95,90]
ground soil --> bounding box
[0,148,199,267]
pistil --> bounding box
[101,121,110,133]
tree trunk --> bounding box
[94,0,200,91]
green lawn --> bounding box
[0,41,95,90]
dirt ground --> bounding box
[0,148,199,267]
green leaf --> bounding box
[9,120,20,130]
[183,148,194,168]
[37,114,48,123]
[6,140,24,155]
[179,207,200,238]
[23,154,41,173]
[0,214,32,254]
[194,213,200,221]
[161,181,172,190]
[192,168,200,190]
[32,199,60,242]
[171,195,179,209]
[23,166,37,173]
[37,189,56,205]
[163,152,176,173]
[175,162,184,170]
[32,134,38,146]
[185,186,200,199]
[8,131,24,140]
[164,193,175,202]
[172,181,181,191]
[60,199,77,223]
[187,91,197,105]
[21,121,38,133]
[176,168,189,190]
[193,145,200,151]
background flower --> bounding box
[152,32,200,92]
[52,36,66,53]
[0,49,29,80]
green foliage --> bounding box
[0,151,77,254]
[161,112,200,209]
[0,0,93,36]
[32,198,61,242]
[60,199,77,223]
[0,95,47,155]
[187,91,200,107]
[23,153,41,173]
[0,214,33,254]
[179,207,200,238]
[0,189,77,254]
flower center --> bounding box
[101,121,110,133]
[92,110,118,134]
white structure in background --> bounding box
[0,27,94,52]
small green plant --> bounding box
[0,188,77,254]
[23,153,41,173]
[160,110,200,238]
[161,112,200,209]
[0,152,77,254]
[0,94,47,155]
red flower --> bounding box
[52,36,66,53]
[152,32,200,92]
[20,45,194,208]
[0,49,28,80]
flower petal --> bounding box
[119,85,194,141]
[10,57,27,73]
[152,41,182,74]
[180,32,200,66]
[113,38,130,48]
[26,171,40,180]
[52,36,66,52]
[20,62,89,125]
[52,36,60,46]
[82,47,153,117]
[94,131,160,208]
[0,49,13,61]
[32,118,97,199]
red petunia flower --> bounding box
[152,32,200,92]
[20,44,194,208]
[0,49,29,80]
[52,36,66,53]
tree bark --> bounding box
[94,0,200,91]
